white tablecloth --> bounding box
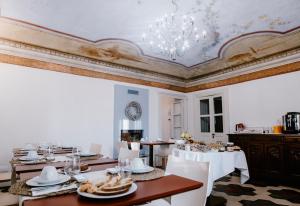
[172,148,249,196]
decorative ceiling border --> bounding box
[0,53,186,92]
[186,60,300,92]
[0,50,300,93]
[2,36,300,86]
[0,37,185,84]
[2,16,300,69]
[186,46,300,85]
[189,27,300,69]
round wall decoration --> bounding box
[125,101,142,121]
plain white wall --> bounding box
[188,70,300,140]
[228,70,300,131]
[0,63,183,170]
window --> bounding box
[199,95,224,134]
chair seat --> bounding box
[143,199,170,206]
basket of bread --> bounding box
[77,175,137,199]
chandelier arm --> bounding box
[171,0,179,13]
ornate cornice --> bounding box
[1,38,300,93]
[0,38,185,84]
[186,47,300,86]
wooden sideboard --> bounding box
[228,133,300,187]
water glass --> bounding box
[72,156,80,175]
[72,146,80,155]
[119,159,131,179]
[63,160,72,175]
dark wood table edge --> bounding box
[132,177,202,205]
[23,175,203,206]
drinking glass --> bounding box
[72,146,82,155]
[71,149,81,175]
[119,159,131,179]
[64,160,72,175]
[141,158,147,167]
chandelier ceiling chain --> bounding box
[142,0,208,61]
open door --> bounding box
[172,99,184,139]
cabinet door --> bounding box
[286,145,300,179]
[264,144,284,177]
[247,143,264,177]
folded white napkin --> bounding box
[31,183,77,197]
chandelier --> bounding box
[142,0,208,61]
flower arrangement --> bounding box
[180,132,192,143]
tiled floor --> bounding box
[210,175,300,206]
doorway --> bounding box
[159,94,187,140]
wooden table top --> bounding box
[140,141,175,146]
[13,148,73,157]
[15,158,117,173]
[24,175,202,206]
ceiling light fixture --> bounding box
[142,0,208,61]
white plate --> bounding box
[132,166,154,174]
[106,168,119,174]
[77,183,137,199]
[26,174,70,187]
[80,153,97,157]
[19,156,43,161]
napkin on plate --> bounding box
[31,183,77,197]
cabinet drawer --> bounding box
[285,137,300,143]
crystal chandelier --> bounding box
[142,0,208,61]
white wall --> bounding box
[0,63,183,170]
[188,70,300,141]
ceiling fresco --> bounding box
[0,0,300,84]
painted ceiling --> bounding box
[0,0,300,83]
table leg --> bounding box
[149,145,154,167]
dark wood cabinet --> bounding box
[247,143,264,178]
[286,144,300,180]
[228,133,300,187]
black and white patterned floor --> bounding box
[208,175,300,206]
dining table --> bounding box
[22,174,202,206]
[140,140,175,167]
[11,154,117,184]
[172,148,250,196]
[13,147,74,157]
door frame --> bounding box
[193,88,230,143]
[158,92,188,140]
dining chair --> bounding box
[144,155,209,206]
[119,141,129,149]
[130,142,140,151]
[118,147,139,161]
[89,143,102,154]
